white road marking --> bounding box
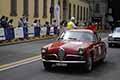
[0,55,42,72]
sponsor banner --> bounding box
[28,27,35,37]
[50,27,54,35]
[0,28,5,40]
[14,27,24,38]
[40,27,47,36]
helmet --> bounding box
[71,17,75,20]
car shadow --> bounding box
[43,60,117,77]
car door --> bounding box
[93,33,102,61]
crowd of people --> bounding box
[18,16,29,27]
[0,15,98,35]
[0,16,13,28]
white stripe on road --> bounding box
[0,37,108,72]
[0,55,42,72]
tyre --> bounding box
[84,56,93,72]
[43,62,53,71]
[100,49,107,63]
[108,43,113,48]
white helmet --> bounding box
[71,17,75,20]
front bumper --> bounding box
[42,59,86,64]
[108,41,120,44]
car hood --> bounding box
[112,33,120,38]
[46,41,93,53]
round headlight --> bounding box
[79,48,84,55]
[108,36,114,41]
[41,48,47,53]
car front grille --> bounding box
[114,38,120,41]
[58,48,65,61]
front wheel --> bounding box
[43,62,53,71]
[84,56,93,72]
[108,43,113,48]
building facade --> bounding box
[0,0,89,27]
[89,0,108,28]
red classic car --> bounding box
[41,29,107,72]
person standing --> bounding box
[32,19,38,27]
[18,18,24,27]
[45,21,50,35]
[67,17,77,30]
[52,20,58,35]
[8,19,13,28]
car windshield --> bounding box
[114,28,120,33]
[59,31,94,41]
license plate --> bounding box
[56,63,67,66]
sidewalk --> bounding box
[0,35,57,46]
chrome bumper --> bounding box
[42,59,86,64]
[108,41,120,44]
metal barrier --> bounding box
[0,26,58,42]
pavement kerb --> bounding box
[0,35,58,46]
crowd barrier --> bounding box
[0,26,57,41]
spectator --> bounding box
[5,17,9,23]
[0,16,5,25]
[63,20,68,32]
[37,19,41,27]
[32,19,38,27]
[18,18,24,27]
[52,20,58,34]
[8,19,13,28]
[22,16,29,27]
[24,17,29,27]
[75,21,79,27]
[0,16,7,28]
[45,21,50,35]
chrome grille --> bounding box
[114,38,120,41]
[58,48,65,61]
